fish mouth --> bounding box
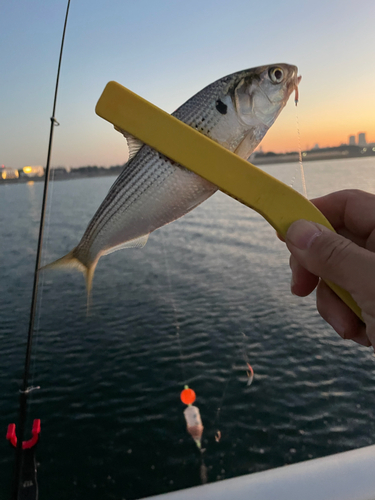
[294,74,302,104]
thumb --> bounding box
[285,219,375,303]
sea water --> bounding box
[1,157,375,499]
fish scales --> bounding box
[44,64,300,296]
[77,73,268,259]
[77,148,215,261]
[75,74,231,264]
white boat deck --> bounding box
[143,445,375,500]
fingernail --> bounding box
[286,220,322,250]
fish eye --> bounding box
[268,67,284,84]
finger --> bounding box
[363,313,375,348]
[276,231,285,242]
[290,255,319,297]
[316,280,370,347]
[312,189,375,241]
[335,227,367,249]
[285,219,375,303]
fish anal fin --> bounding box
[103,234,149,256]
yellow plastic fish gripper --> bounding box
[95,81,362,320]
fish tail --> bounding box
[41,249,97,309]
[85,263,97,315]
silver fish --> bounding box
[46,63,300,294]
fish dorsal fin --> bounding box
[103,234,149,256]
[115,126,144,160]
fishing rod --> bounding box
[9,1,71,498]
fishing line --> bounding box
[28,168,57,408]
[296,111,308,198]
[161,236,209,473]
[213,366,234,439]
[11,2,71,498]
[162,232,233,444]
[238,331,255,385]
[239,332,250,365]
[213,332,253,439]
[161,234,188,385]
[288,109,308,198]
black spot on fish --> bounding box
[216,99,227,114]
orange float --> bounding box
[180,386,196,405]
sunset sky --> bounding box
[1,0,374,169]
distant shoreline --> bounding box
[252,145,375,165]
[2,146,375,185]
[253,154,374,165]
[0,168,123,185]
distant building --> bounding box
[349,135,356,146]
[312,144,320,150]
[358,133,367,147]
[1,166,19,180]
[21,165,44,177]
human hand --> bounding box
[285,189,375,349]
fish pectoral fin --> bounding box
[103,234,149,256]
[114,126,144,160]
[234,129,258,159]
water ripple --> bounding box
[2,163,375,499]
